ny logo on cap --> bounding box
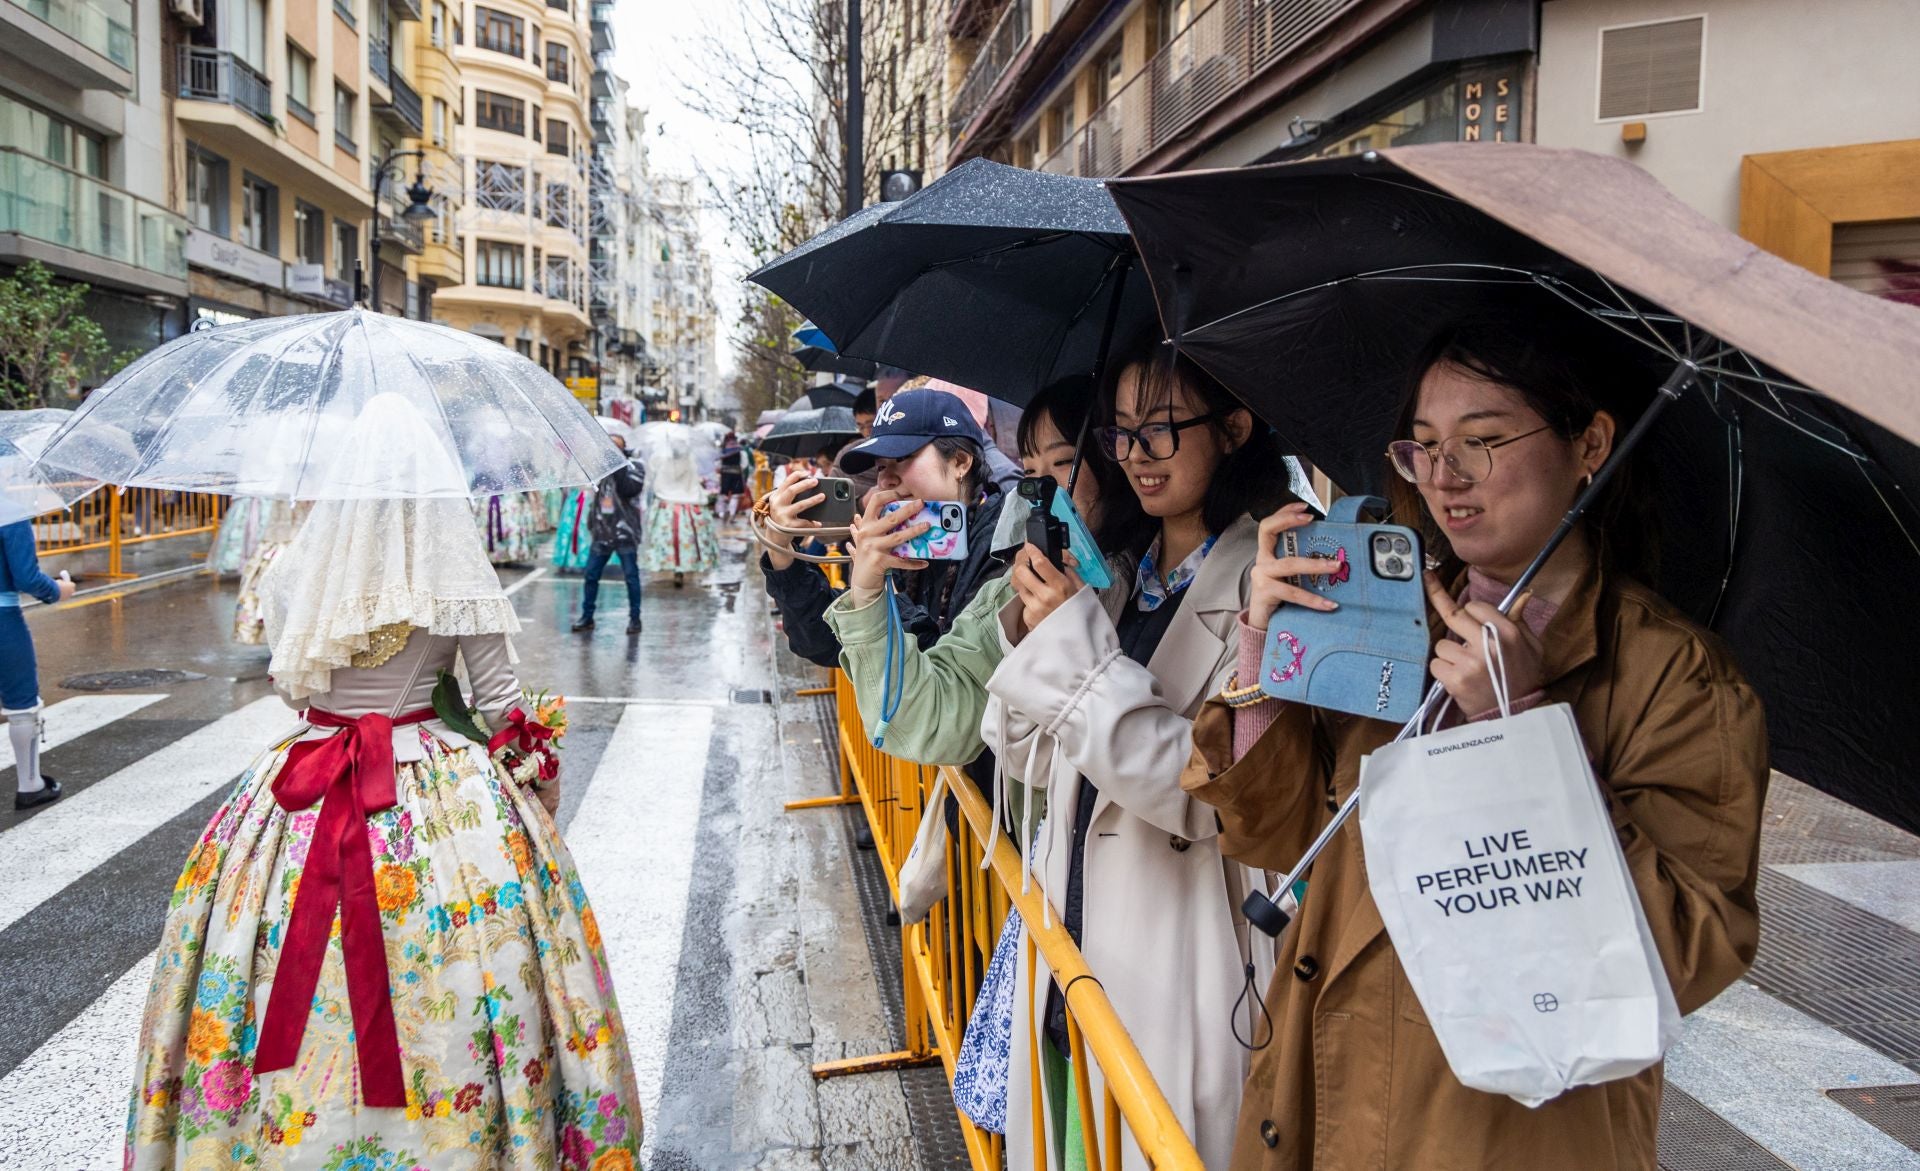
[875,400,907,428]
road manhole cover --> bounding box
[731,688,772,704]
[61,668,206,691]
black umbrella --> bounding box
[795,381,861,410]
[759,405,861,459]
[791,344,879,380]
[747,158,1158,407]
[1109,144,1920,849]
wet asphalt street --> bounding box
[0,525,944,1170]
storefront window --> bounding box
[1305,62,1523,160]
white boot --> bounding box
[6,705,43,791]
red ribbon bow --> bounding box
[489,707,559,780]
[254,707,434,1108]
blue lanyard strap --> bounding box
[874,574,907,748]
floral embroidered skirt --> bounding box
[473,494,538,566]
[125,732,642,1170]
[641,502,717,576]
[550,491,594,575]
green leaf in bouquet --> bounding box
[431,670,489,745]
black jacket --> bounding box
[585,461,646,549]
[762,488,1011,670]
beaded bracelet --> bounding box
[1218,672,1272,709]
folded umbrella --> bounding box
[1109,142,1920,835]
[749,159,1158,407]
[34,309,626,499]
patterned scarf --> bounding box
[1135,532,1218,611]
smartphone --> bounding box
[884,499,970,562]
[1259,494,1431,722]
[1015,477,1112,590]
[797,475,855,527]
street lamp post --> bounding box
[357,147,437,315]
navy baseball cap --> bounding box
[837,388,989,474]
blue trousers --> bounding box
[0,607,39,709]
[580,543,642,621]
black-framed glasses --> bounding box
[1096,413,1219,461]
[1386,425,1557,485]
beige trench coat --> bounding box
[1182,559,1769,1170]
[982,514,1272,1170]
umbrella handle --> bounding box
[748,510,854,566]
[1241,353,1702,938]
[1068,253,1133,496]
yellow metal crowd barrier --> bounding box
[32,489,224,578]
[798,671,1205,1171]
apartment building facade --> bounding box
[431,0,595,381]
[1,0,191,353]
[648,174,717,421]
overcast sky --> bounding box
[607,0,756,378]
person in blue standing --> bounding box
[2,518,76,809]
[572,431,648,635]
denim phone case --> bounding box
[1258,495,1431,722]
[888,500,970,562]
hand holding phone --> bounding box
[1018,477,1070,568]
[797,476,856,527]
[884,499,969,562]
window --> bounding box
[432,98,450,146]
[545,182,570,229]
[474,160,526,210]
[332,219,358,281]
[514,337,533,358]
[477,240,524,287]
[532,103,542,141]
[240,174,277,252]
[186,147,229,234]
[430,1,445,46]
[335,84,357,148]
[0,92,107,176]
[546,118,568,155]
[287,44,315,121]
[230,0,268,69]
[294,201,325,265]
[1598,16,1705,120]
[473,6,523,55]
[546,41,569,84]
[474,90,526,134]
[452,15,461,44]
[530,23,541,58]
[1092,40,1124,106]
[1045,99,1073,150]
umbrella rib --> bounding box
[1530,279,1690,365]
[124,323,289,491]
[1587,270,1684,362]
[1180,263,1545,336]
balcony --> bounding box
[370,35,389,81]
[371,57,425,134]
[389,0,420,21]
[0,148,189,290]
[376,211,424,254]
[1,0,133,89]
[590,18,612,54]
[177,47,274,126]
[948,0,1029,139]
[590,69,614,100]
[1037,0,1361,178]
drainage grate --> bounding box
[1657,1084,1795,1171]
[1827,1084,1920,1152]
[61,668,204,691]
[730,688,772,704]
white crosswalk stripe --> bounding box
[0,694,166,773]
[563,703,713,1158]
[0,956,150,1170]
[0,696,292,935]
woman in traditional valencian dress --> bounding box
[126,402,641,1170]
[550,487,596,575]
[639,426,717,587]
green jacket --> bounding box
[824,574,1014,766]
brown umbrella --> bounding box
[1107,144,1920,919]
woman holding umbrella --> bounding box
[123,394,643,1168]
[1186,320,1767,1169]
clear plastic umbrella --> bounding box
[0,409,101,526]
[33,310,627,499]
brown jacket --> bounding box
[1182,560,1768,1170]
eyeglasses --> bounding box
[1096,413,1219,462]
[1386,425,1557,485]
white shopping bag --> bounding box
[1357,631,1680,1106]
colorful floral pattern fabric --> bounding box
[472,494,540,566]
[126,732,642,1170]
[640,502,717,577]
[1134,533,1219,612]
[550,491,594,574]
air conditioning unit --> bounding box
[170,0,204,26]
